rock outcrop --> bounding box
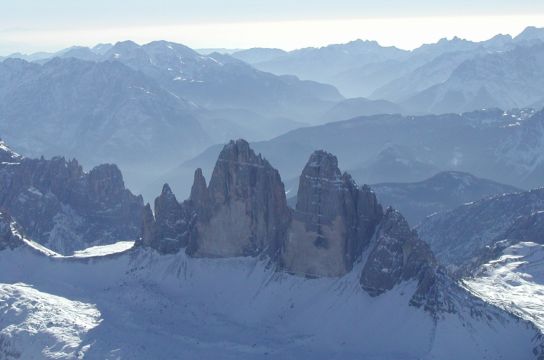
[0,211,21,250]
[190,139,291,257]
[360,208,437,297]
[281,151,383,277]
[141,139,439,306]
[139,184,197,254]
[142,140,291,258]
[0,142,144,255]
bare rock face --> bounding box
[0,143,144,255]
[360,208,437,297]
[191,139,290,258]
[282,151,383,277]
[0,211,21,250]
[144,184,199,254]
[139,140,439,306]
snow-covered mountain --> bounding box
[441,209,544,339]
[0,141,541,359]
[417,188,544,270]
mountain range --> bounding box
[157,108,543,201]
[232,26,544,113]
[0,139,541,359]
[0,41,342,195]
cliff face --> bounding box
[0,211,21,251]
[281,151,383,277]
[0,141,144,255]
[190,139,291,258]
[141,139,438,304]
[360,208,437,296]
[142,140,291,257]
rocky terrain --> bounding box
[143,139,441,307]
[418,187,544,270]
[0,139,541,359]
[0,139,144,255]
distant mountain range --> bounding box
[3,28,544,199]
[157,108,542,200]
[231,26,544,113]
[372,171,521,226]
[0,41,342,194]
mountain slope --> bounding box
[101,41,343,122]
[0,221,539,359]
[417,188,544,269]
[0,56,210,194]
[0,141,541,359]
[372,171,521,225]
[403,44,544,113]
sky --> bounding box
[1,0,544,55]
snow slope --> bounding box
[464,242,544,332]
[0,283,101,360]
[0,240,540,359]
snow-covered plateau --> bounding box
[0,239,540,360]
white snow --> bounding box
[71,241,134,258]
[0,283,101,359]
[464,241,544,332]
[0,243,537,359]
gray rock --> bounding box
[281,151,382,277]
[360,208,436,297]
[191,139,291,258]
[0,143,144,255]
[0,211,21,250]
[141,140,439,307]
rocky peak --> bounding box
[0,211,22,250]
[87,164,126,200]
[140,203,155,248]
[281,150,382,277]
[0,139,22,163]
[192,139,290,258]
[360,208,437,299]
[189,168,210,215]
[0,142,144,255]
[137,142,443,307]
[147,184,194,254]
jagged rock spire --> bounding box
[189,168,210,217]
[139,141,438,305]
[281,150,382,277]
[191,139,290,258]
[360,208,436,297]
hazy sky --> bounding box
[1,0,544,54]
